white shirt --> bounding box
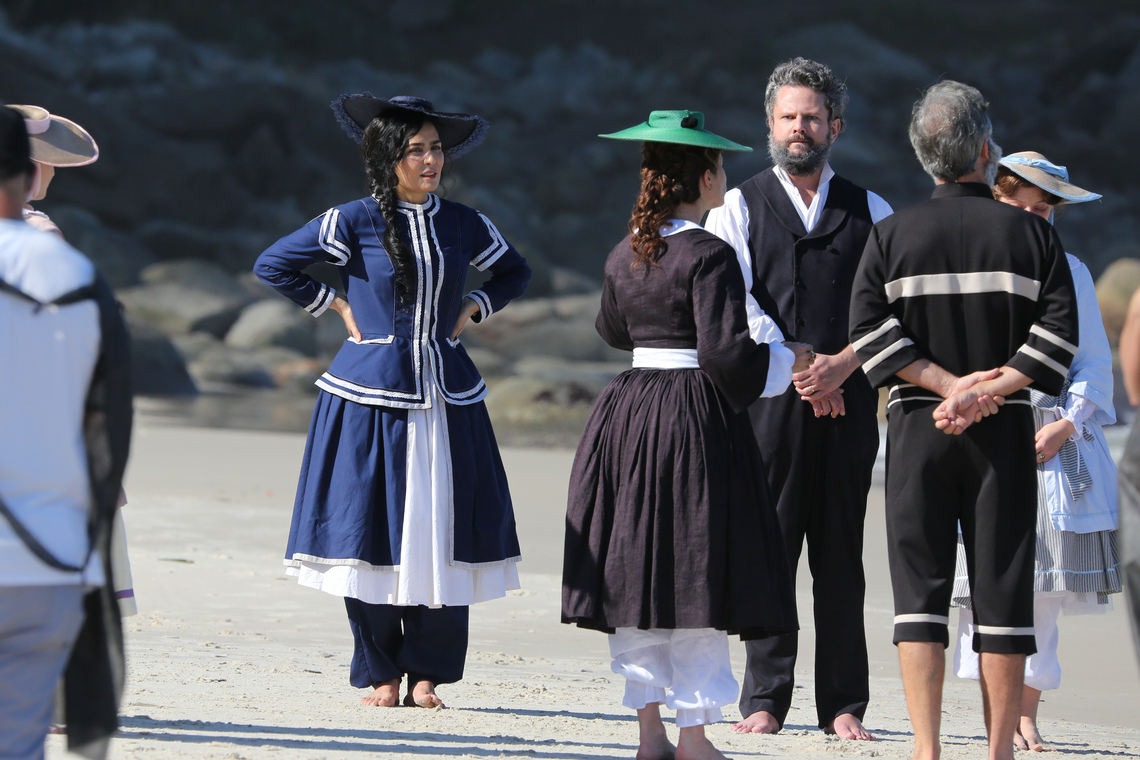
[0,218,103,586]
[706,162,893,345]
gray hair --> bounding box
[764,57,849,130]
[909,81,993,182]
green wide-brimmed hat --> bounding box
[600,110,752,152]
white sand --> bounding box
[48,422,1140,759]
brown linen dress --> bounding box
[562,227,798,640]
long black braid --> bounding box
[362,112,431,306]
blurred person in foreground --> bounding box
[10,104,137,624]
[1117,261,1140,667]
[949,151,1119,751]
[0,104,132,760]
[705,57,892,739]
[255,95,530,709]
[563,110,807,760]
[849,82,1078,760]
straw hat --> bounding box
[331,94,488,159]
[600,110,752,152]
[9,105,99,167]
[999,151,1100,204]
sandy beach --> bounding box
[47,419,1140,759]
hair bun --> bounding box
[680,115,699,129]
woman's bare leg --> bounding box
[1015,686,1049,751]
[636,703,676,760]
[676,724,728,760]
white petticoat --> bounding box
[286,368,519,607]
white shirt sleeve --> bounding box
[763,341,797,397]
[866,191,894,224]
[706,190,785,342]
[1060,394,1096,441]
[706,189,795,397]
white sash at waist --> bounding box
[632,347,700,370]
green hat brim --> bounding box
[600,123,752,152]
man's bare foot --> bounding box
[825,713,875,740]
[1015,717,1050,751]
[676,725,729,760]
[730,710,779,734]
[403,680,444,708]
[361,677,400,707]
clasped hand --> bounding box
[792,348,851,418]
[932,368,1005,435]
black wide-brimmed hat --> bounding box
[331,93,488,159]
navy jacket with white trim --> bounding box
[255,194,530,408]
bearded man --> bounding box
[705,57,891,740]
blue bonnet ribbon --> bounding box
[1002,154,1069,181]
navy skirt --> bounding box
[285,390,520,572]
[562,368,798,640]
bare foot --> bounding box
[730,710,779,734]
[676,725,729,760]
[361,677,400,707]
[636,702,676,760]
[636,727,676,760]
[403,680,444,708]
[825,713,875,740]
[1016,717,1050,752]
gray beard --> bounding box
[983,138,1003,186]
[769,132,832,176]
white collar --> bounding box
[773,161,834,192]
[659,219,703,237]
[394,194,438,211]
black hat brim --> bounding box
[332,93,488,159]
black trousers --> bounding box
[741,382,878,728]
[343,599,469,688]
[885,402,1037,654]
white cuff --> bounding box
[762,341,796,397]
[1061,394,1096,441]
[466,290,492,320]
[305,284,336,317]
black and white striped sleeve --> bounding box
[1007,228,1078,395]
[849,227,924,387]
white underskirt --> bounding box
[286,365,520,607]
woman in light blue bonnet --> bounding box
[951,151,1120,751]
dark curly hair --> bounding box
[362,111,438,305]
[629,142,720,269]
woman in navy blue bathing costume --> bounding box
[255,95,530,709]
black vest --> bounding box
[740,168,874,356]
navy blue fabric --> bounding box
[254,194,530,408]
[344,599,469,686]
[286,391,520,567]
[287,391,408,567]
